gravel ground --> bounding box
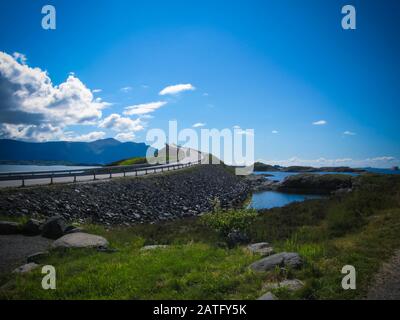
[0,165,249,225]
[0,235,52,274]
[367,250,400,300]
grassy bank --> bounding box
[1,174,400,299]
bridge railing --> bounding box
[0,160,201,187]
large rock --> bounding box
[262,279,304,292]
[250,252,302,272]
[278,173,353,194]
[0,221,21,235]
[257,292,277,300]
[247,242,274,256]
[64,225,84,234]
[52,232,109,249]
[23,219,42,236]
[27,251,50,263]
[42,216,67,239]
[13,262,39,274]
[140,245,168,251]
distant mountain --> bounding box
[0,138,155,165]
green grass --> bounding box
[107,157,147,166]
[1,174,400,300]
[0,241,265,300]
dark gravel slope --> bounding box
[0,165,249,225]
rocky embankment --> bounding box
[277,173,354,194]
[0,165,249,225]
[245,173,356,195]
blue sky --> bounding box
[0,0,399,167]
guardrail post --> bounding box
[145,169,148,175]
[109,170,112,179]
[21,178,25,187]
[93,170,96,180]
[123,170,126,177]
[135,170,138,176]
[50,174,54,185]
[73,175,76,183]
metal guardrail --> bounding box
[0,160,201,187]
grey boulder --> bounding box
[262,279,304,292]
[27,251,50,263]
[64,225,84,234]
[52,232,109,249]
[13,262,39,274]
[257,292,277,300]
[247,242,274,256]
[250,252,302,272]
[140,245,168,251]
[42,216,67,239]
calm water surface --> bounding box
[249,170,358,209]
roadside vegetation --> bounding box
[107,157,148,166]
[1,174,400,299]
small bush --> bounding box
[200,209,258,236]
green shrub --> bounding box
[200,209,258,236]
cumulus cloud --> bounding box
[12,52,27,64]
[0,123,64,142]
[193,122,206,128]
[0,51,113,142]
[257,156,399,169]
[65,131,106,142]
[159,83,195,95]
[98,113,144,132]
[312,120,327,125]
[0,51,109,126]
[123,101,167,116]
[114,132,136,142]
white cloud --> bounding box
[203,92,209,96]
[98,113,144,132]
[0,51,110,129]
[343,131,356,136]
[123,101,167,116]
[0,123,108,143]
[193,122,206,128]
[12,52,27,64]
[312,120,327,125]
[236,129,254,136]
[65,131,106,142]
[92,89,102,93]
[114,132,136,142]
[159,83,195,95]
[0,123,64,142]
[257,156,399,168]
[120,86,132,93]
[272,130,279,134]
[233,125,241,129]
